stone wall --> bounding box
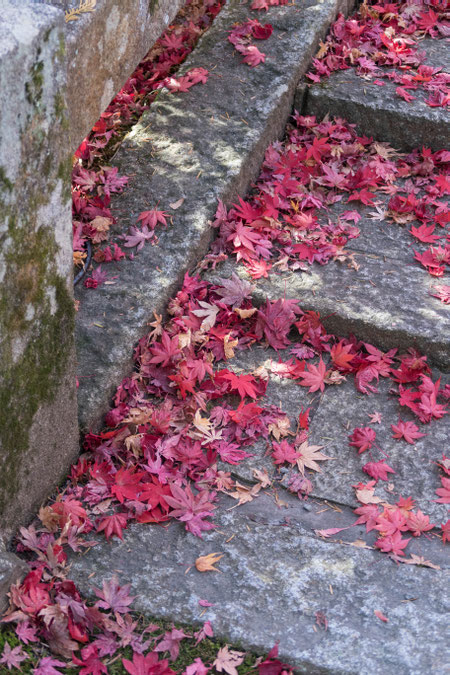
[0,0,184,540]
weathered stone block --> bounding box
[297,38,449,152]
[0,1,78,540]
[69,493,450,674]
[53,0,185,149]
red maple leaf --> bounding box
[229,401,263,428]
[306,136,330,162]
[72,645,107,675]
[243,45,266,67]
[349,427,376,454]
[137,209,168,230]
[50,497,89,528]
[409,224,441,244]
[215,369,259,399]
[330,340,355,370]
[435,476,450,504]
[111,468,146,504]
[407,510,434,537]
[375,531,411,556]
[374,508,409,536]
[353,503,380,532]
[96,513,128,540]
[123,652,175,675]
[271,440,299,465]
[149,331,181,367]
[362,461,395,482]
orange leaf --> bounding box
[195,552,224,572]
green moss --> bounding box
[148,0,160,12]
[0,213,74,514]
[25,61,44,106]
[57,34,66,59]
[0,166,13,192]
[58,155,73,201]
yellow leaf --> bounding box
[65,0,97,22]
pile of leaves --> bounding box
[3,267,448,666]
[306,0,450,108]
[209,114,449,300]
[72,0,225,280]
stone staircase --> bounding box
[69,2,449,673]
[3,1,449,671]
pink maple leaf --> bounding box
[0,643,28,670]
[34,656,67,675]
[391,419,425,444]
[297,358,328,393]
[94,576,135,614]
[155,628,189,661]
[362,461,395,482]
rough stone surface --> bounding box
[0,1,78,539]
[69,492,450,675]
[75,0,354,432]
[296,38,449,152]
[0,548,28,615]
[60,0,185,149]
[206,248,450,371]
[221,348,449,525]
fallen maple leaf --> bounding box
[349,427,377,454]
[213,645,245,675]
[230,481,261,506]
[391,419,425,444]
[297,359,328,393]
[195,552,224,572]
[314,526,350,538]
[363,461,395,482]
[296,442,332,474]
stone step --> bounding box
[69,491,449,675]
[218,345,449,527]
[296,37,449,152]
[204,218,449,371]
[75,0,354,432]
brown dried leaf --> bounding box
[38,506,60,532]
[234,307,257,319]
[224,333,239,360]
[252,468,271,489]
[195,552,224,572]
[230,481,261,506]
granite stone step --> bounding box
[215,345,449,527]
[204,194,450,370]
[69,491,449,675]
[296,37,450,152]
[75,0,354,432]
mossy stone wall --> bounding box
[0,3,78,540]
